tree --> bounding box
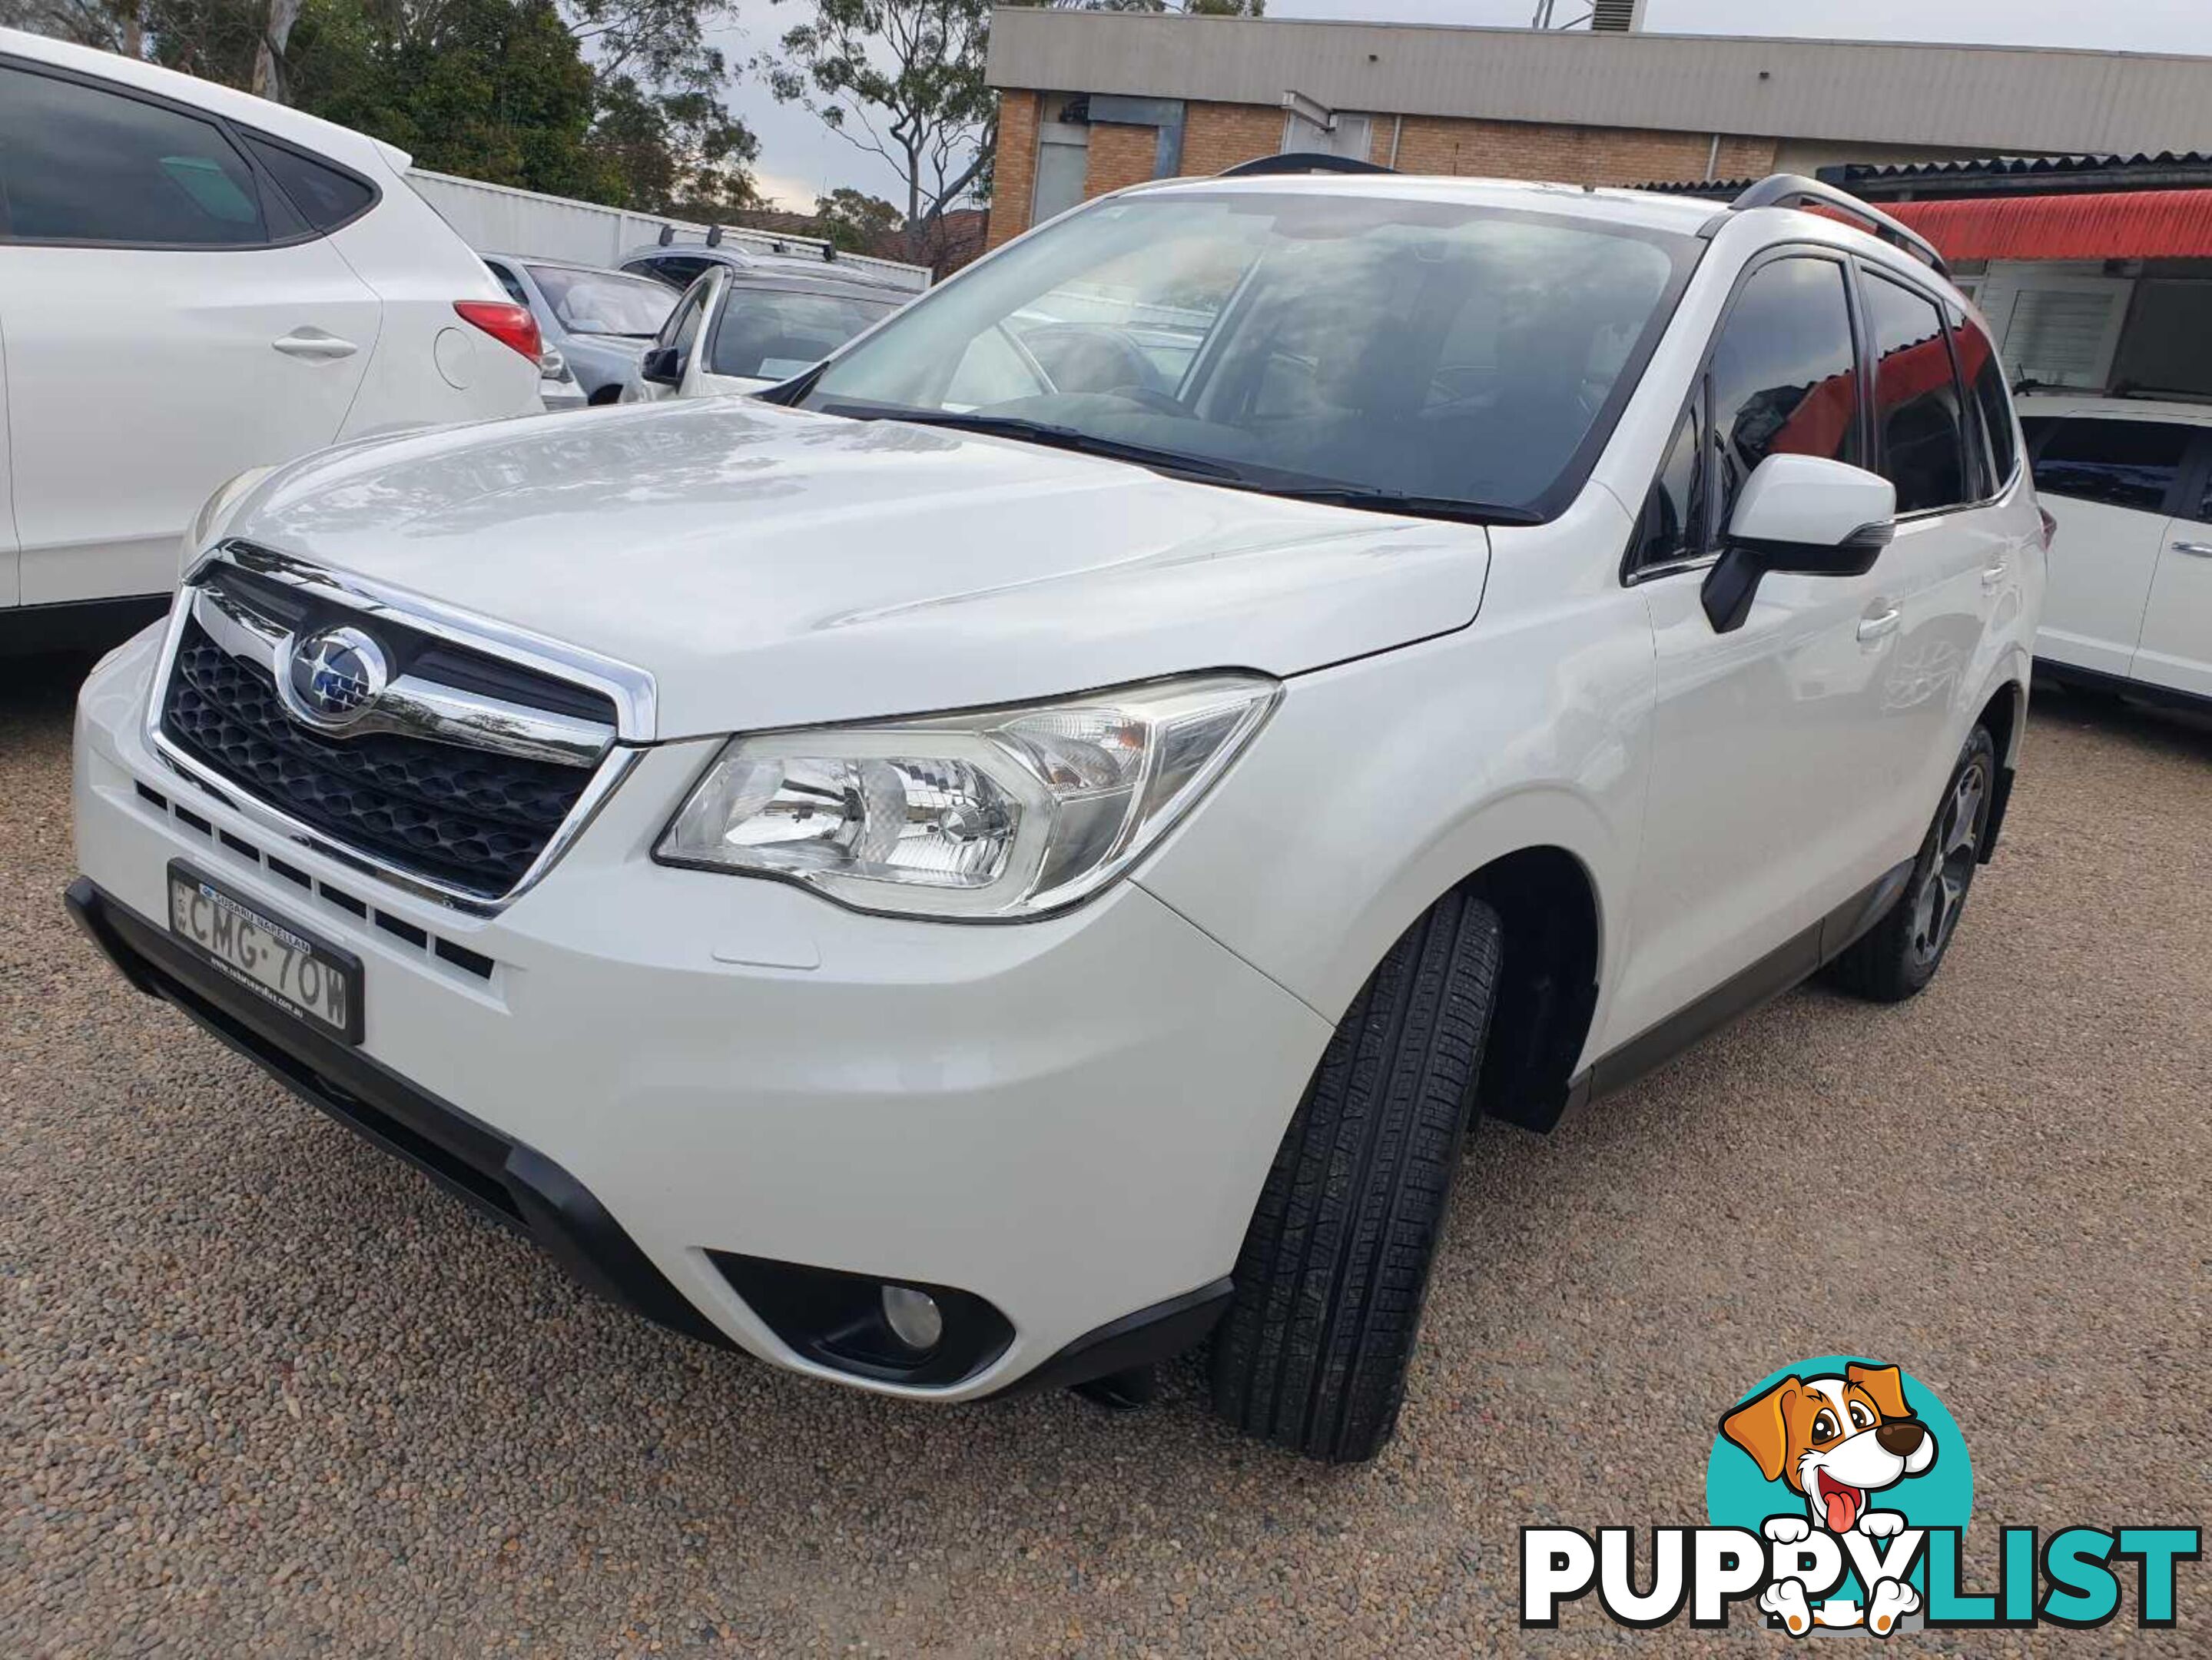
[254,0,303,96]
[757,0,993,257]
[0,0,134,49]
[1023,0,1263,12]
[814,186,901,250]
[589,70,760,213]
[284,0,627,197]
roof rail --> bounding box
[1722,172,1949,277]
[1220,151,1397,179]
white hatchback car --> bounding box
[0,28,543,650]
[621,263,907,401]
[2017,393,2212,707]
[68,168,2044,1462]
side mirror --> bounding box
[1702,454,1896,632]
[640,345,685,387]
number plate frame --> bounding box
[165,860,363,1045]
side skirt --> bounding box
[0,594,170,657]
[2033,656,2212,719]
[1560,856,1916,1117]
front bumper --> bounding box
[71,626,1332,1399]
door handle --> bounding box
[1856,605,1902,642]
[2171,540,2212,559]
[272,330,359,361]
[1981,559,2008,589]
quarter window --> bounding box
[485,261,530,308]
[1706,257,1860,536]
[0,65,272,246]
[1953,314,2018,490]
[664,282,710,360]
[1636,402,1706,568]
[2031,419,2192,513]
[1865,273,1971,515]
[239,134,374,231]
[632,255,714,290]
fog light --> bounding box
[708,1250,1011,1384]
[881,1284,943,1351]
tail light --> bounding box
[453,300,542,363]
[2038,506,2058,552]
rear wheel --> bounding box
[1828,725,1996,1003]
[1209,890,1502,1462]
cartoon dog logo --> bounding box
[1720,1362,1938,1635]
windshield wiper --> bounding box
[821,403,1539,524]
[1245,484,1544,526]
[834,407,1245,482]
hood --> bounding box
[231,399,1490,739]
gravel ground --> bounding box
[5,652,2207,1658]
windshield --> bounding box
[711,289,900,381]
[529,265,680,337]
[797,190,1696,519]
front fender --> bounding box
[1138,520,1652,1071]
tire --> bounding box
[1209,890,1503,1462]
[1827,725,1997,1004]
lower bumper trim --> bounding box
[988,1277,1234,1399]
[64,877,732,1353]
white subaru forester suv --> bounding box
[69,165,2044,1462]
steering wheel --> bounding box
[1023,324,1162,399]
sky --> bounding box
[730,0,2212,209]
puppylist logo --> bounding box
[1521,1356,2198,1636]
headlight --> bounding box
[657,672,1278,919]
[180,466,276,574]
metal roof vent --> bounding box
[1590,0,1644,31]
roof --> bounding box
[486,253,659,277]
[1127,170,1725,238]
[622,243,915,291]
[1827,151,2212,200]
[1882,190,2212,261]
[985,9,2212,157]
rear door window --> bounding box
[0,64,274,247]
[2030,419,2193,513]
[1864,271,1971,515]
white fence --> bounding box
[405,168,933,293]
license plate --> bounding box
[167,862,362,1044]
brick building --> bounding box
[981,9,2212,251]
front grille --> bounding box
[161,616,595,898]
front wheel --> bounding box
[1209,890,1503,1462]
[1828,725,1997,1003]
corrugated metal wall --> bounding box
[405,170,932,292]
[986,11,2212,156]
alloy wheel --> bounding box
[1908,757,1988,968]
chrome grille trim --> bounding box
[184,585,615,768]
[145,543,658,915]
[202,541,657,739]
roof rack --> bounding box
[1720,173,1949,277]
[1220,151,1398,178]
